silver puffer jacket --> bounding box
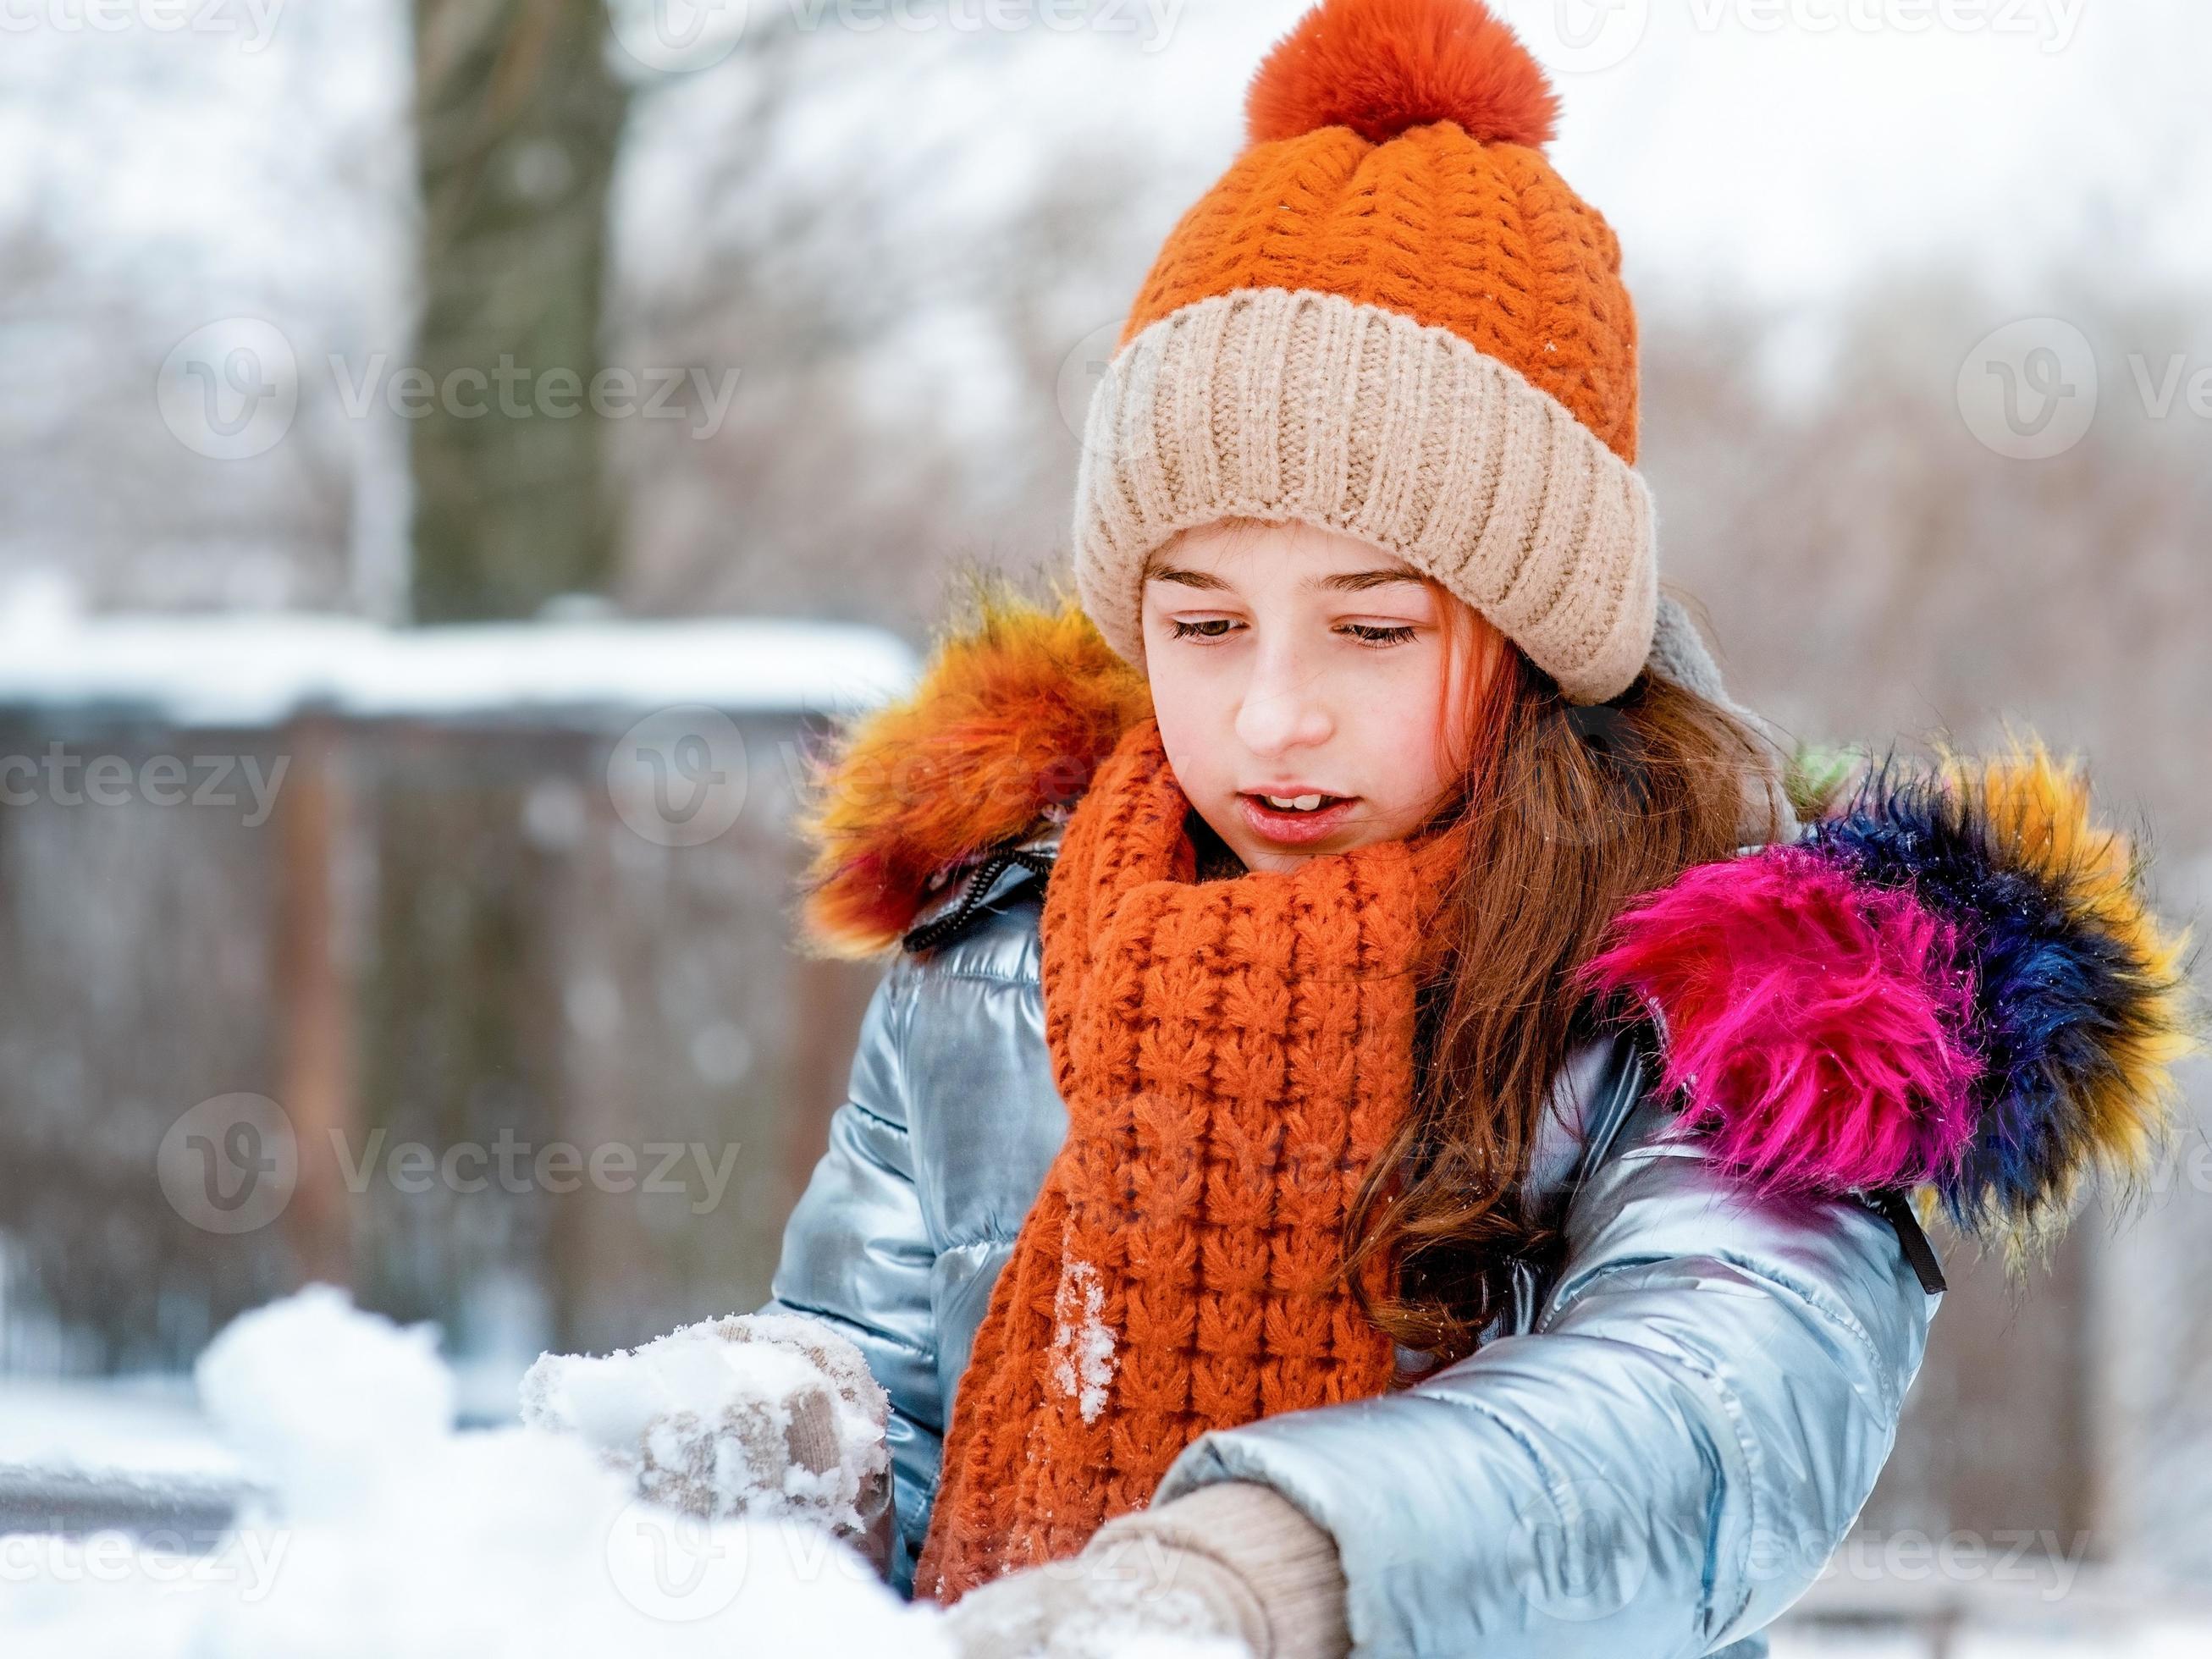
[759,826,1944,1659]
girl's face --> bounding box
[1140,518,1503,874]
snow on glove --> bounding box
[520,1310,892,1573]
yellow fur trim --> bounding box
[1936,728,2203,1264]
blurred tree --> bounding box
[411,0,627,620]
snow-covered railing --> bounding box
[0,610,917,728]
[0,1375,254,1544]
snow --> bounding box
[1048,1259,1117,1427]
[0,1287,954,1657]
[193,1285,454,1517]
[0,607,918,729]
[1768,1623,2212,1659]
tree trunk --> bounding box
[410,0,627,620]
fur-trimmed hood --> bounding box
[790,580,2200,1263]
[791,576,1150,963]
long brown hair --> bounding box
[1335,581,1794,1373]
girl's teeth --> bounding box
[1263,794,1326,812]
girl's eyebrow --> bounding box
[1317,569,1425,592]
[1145,567,1231,589]
[1145,567,1422,592]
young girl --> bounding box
[748,2,2199,1654]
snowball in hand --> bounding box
[520,1310,891,1549]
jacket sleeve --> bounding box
[757,953,945,1596]
[1147,1066,1942,1658]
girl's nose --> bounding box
[1234,645,1335,757]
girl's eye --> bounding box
[1338,622,1418,646]
[1167,618,1239,641]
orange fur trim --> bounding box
[792,575,1152,960]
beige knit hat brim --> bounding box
[1072,287,1658,705]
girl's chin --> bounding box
[1233,846,1316,874]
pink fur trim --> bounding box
[1576,846,1983,1197]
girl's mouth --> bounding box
[1238,791,1357,846]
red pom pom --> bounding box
[1246,0,1560,150]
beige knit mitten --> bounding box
[520,1310,893,1574]
[944,1480,1350,1659]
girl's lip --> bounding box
[1237,791,1358,846]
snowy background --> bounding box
[3,0,2211,1651]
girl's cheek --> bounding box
[1367,645,1448,725]
[1375,652,1454,791]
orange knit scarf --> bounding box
[914,715,1468,1603]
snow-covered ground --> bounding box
[1772,1636,2203,1659]
[0,1287,1253,1658]
[0,1287,951,1656]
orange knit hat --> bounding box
[1071,0,1656,705]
